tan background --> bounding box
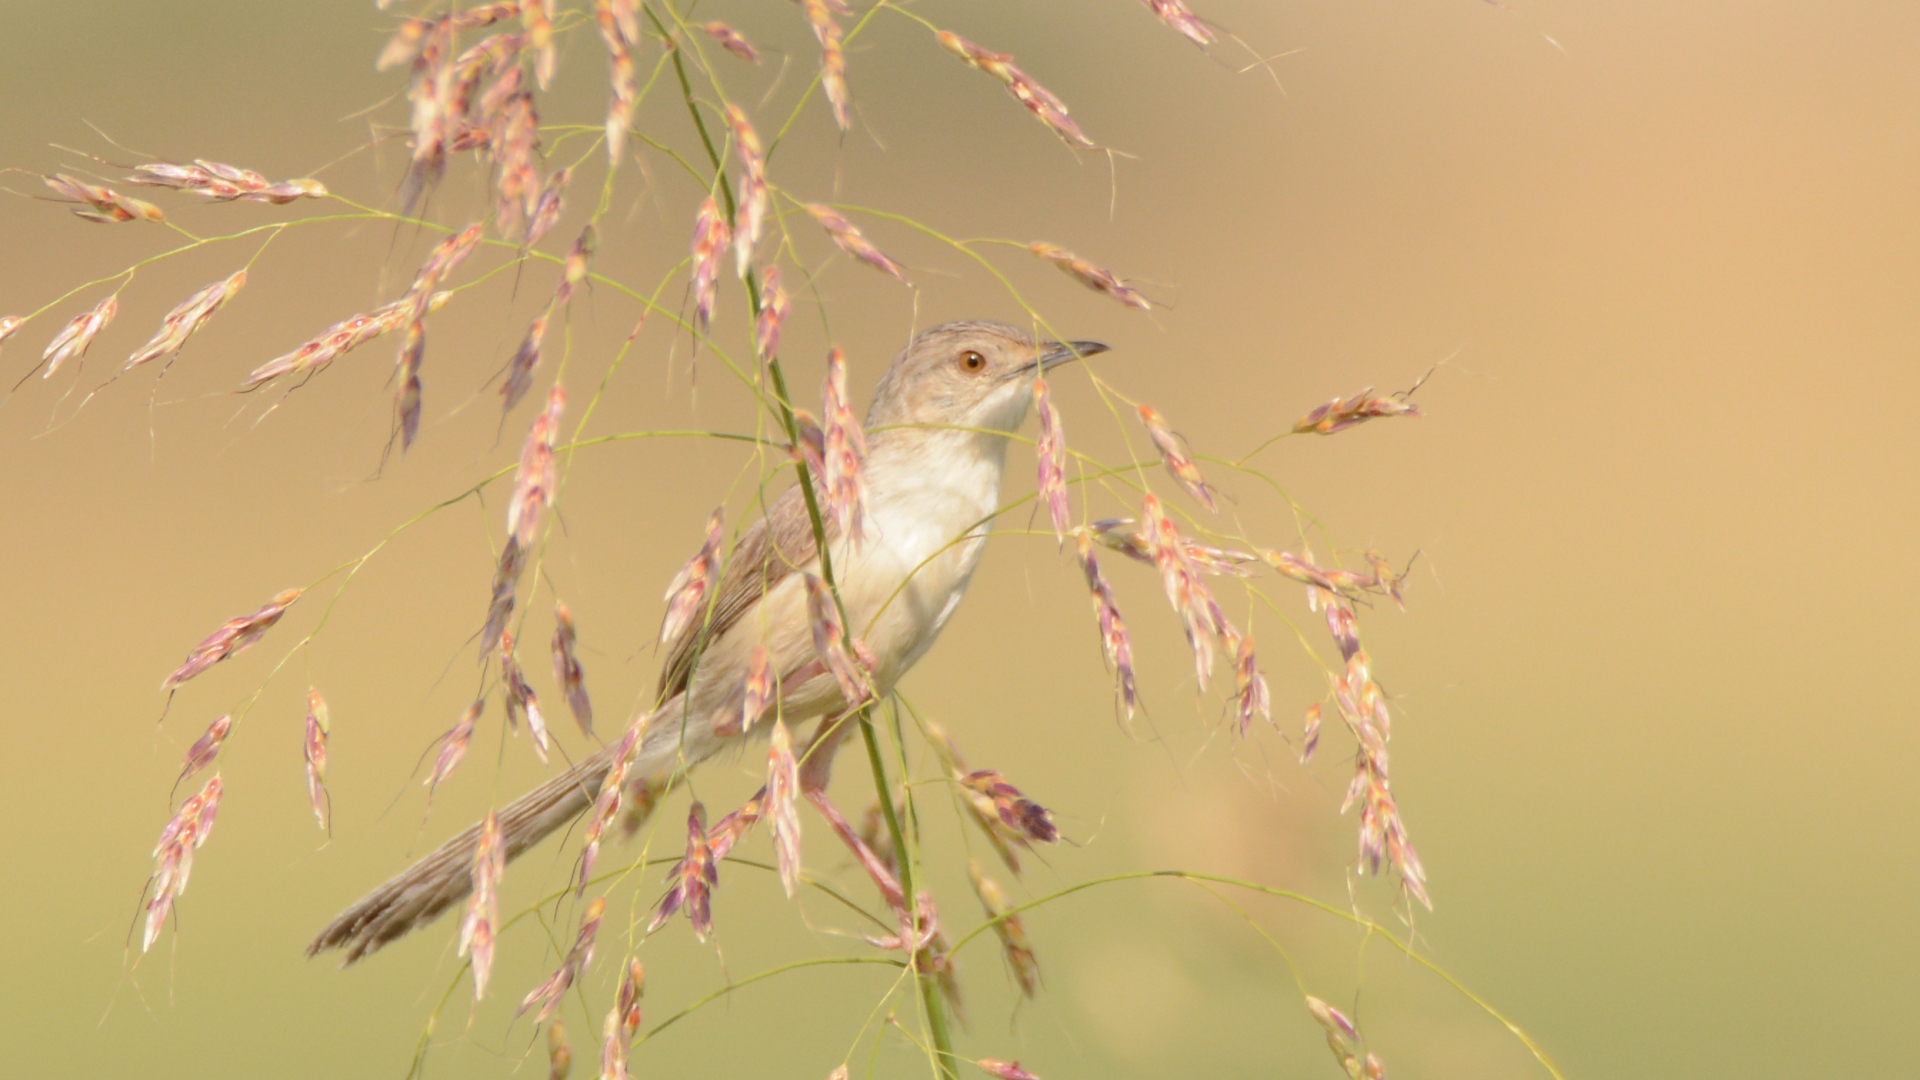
[1,1,1914,1076]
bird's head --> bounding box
[864,320,1108,436]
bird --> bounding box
[309,320,1108,964]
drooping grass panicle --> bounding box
[518,896,605,1024]
[755,264,789,361]
[1304,996,1387,1080]
[689,194,731,330]
[42,173,164,224]
[457,811,505,999]
[726,105,769,275]
[802,572,874,707]
[243,291,450,390]
[506,386,566,548]
[597,0,638,168]
[1074,531,1139,718]
[967,858,1040,997]
[1293,386,1422,436]
[1137,0,1222,47]
[801,0,854,131]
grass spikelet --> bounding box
[768,720,802,897]
[740,643,774,734]
[936,30,1094,148]
[805,204,907,282]
[1293,386,1422,435]
[702,22,760,63]
[726,105,768,274]
[546,1018,572,1080]
[578,715,647,890]
[500,313,547,415]
[426,699,483,794]
[1075,533,1138,718]
[506,386,565,548]
[127,160,325,204]
[242,291,448,389]
[755,265,788,360]
[650,802,717,940]
[1141,493,1219,688]
[1028,243,1149,310]
[1231,632,1270,736]
[659,507,724,647]
[551,602,592,735]
[704,791,765,862]
[689,194,730,329]
[0,315,21,348]
[967,859,1040,997]
[1137,0,1221,47]
[597,1,637,168]
[525,167,572,252]
[1137,404,1216,511]
[499,631,551,764]
[522,0,556,89]
[43,295,117,378]
[1304,996,1387,1080]
[162,586,302,692]
[803,573,874,707]
[599,957,644,1078]
[554,224,596,305]
[822,347,869,542]
[976,1060,1040,1080]
[1034,378,1070,542]
[124,270,245,374]
[801,0,853,131]
[458,811,505,1000]
[960,770,1058,845]
[304,689,331,831]
[42,173,165,224]
[482,537,525,659]
[176,714,231,792]
[143,774,222,952]
[519,896,605,1024]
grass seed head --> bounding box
[500,313,548,415]
[650,802,717,939]
[659,507,724,646]
[500,632,551,763]
[1300,702,1321,763]
[689,194,730,329]
[1074,533,1138,718]
[1029,243,1149,309]
[176,713,231,790]
[968,859,1040,997]
[740,642,774,734]
[802,0,853,130]
[458,811,505,999]
[805,204,908,283]
[1137,404,1217,511]
[426,699,484,793]
[768,721,803,897]
[1034,378,1071,543]
[162,586,302,691]
[822,347,870,542]
[305,689,331,830]
[523,0,556,88]
[43,173,165,224]
[802,573,874,707]
[702,22,760,63]
[1139,0,1220,47]
[519,895,606,1024]
[506,386,566,547]
[961,770,1058,845]
[125,270,245,374]
[143,774,223,951]
[977,1060,1040,1080]
[756,265,789,360]
[0,315,20,348]
[551,602,593,734]
[1232,633,1270,737]
[546,1018,572,1080]
[43,294,118,378]
[1292,387,1422,436]
[242,292,448,389]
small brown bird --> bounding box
[310,320,1107,963]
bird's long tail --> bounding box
[307,741,619,964]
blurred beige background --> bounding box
[2,1,1915,1077]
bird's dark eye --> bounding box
[957,349,987,374]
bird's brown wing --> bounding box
[656,481,837,700]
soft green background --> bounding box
[1,1,1914,1077]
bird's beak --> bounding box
[1013,339,1111,379]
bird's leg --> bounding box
[800,712,909,919]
